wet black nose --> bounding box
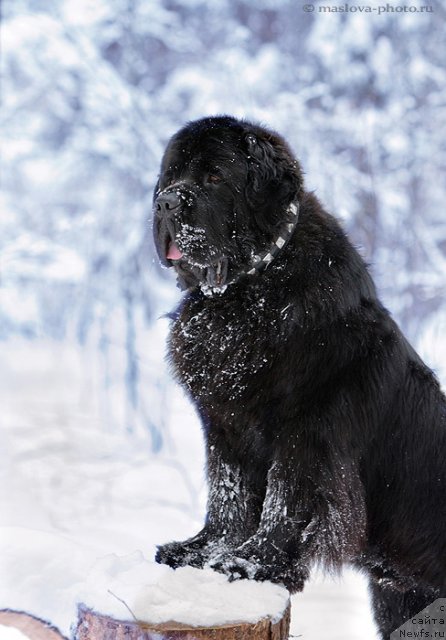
[156,191,182,215]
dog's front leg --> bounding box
[209,458,310,591]
[210,446,366,592]
[156,437,262,569]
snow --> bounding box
[80,559,289,627]
[2,2,445,639]
[2,234,87,283]
[0,538,288,636]
[0,628,28,640]
[0,338,379,639]
[0,527,93,635]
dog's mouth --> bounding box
[164,234,229,291]
[204,257,229,289]
[166,239,183,261]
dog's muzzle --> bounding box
[154,186,190,265]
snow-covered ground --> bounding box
[2,2,445,638]
[0,332,378,639]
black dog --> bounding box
[153,115,446,637]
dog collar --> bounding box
[200,200,300,296]
[245,201,300,276]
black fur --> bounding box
[153,116,446,637]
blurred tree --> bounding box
[1,0,445,443]
[300,5,446,338]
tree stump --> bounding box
[0,601,290,640]
[75,603,291,640]
[0,610,67,640]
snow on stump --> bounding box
[75,603,291,640]
[0,554,291,640]
[75,558,291,640]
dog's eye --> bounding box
[207,174,222,185]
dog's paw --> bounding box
[209,552,260,581]
[155,533,230,570]
[155,539,206,569]
[253,559,309,592]
[209,542,309,592]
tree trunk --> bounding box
[0,610,67,640]
[0,602,290,640]
[75,603,291,640]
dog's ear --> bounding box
[245,134,279,188]
[244,132,303,229]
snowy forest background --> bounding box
[1,1,446,638]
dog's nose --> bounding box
[156,191,182,215]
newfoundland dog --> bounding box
[153,115,446,637]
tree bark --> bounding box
[75,603,291,640]
[0,602,290,640]
[0,610,67,640]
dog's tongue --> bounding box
[167,242,183,260]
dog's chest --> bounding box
[169,293,275,403]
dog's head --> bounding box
[153,116,303,291]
